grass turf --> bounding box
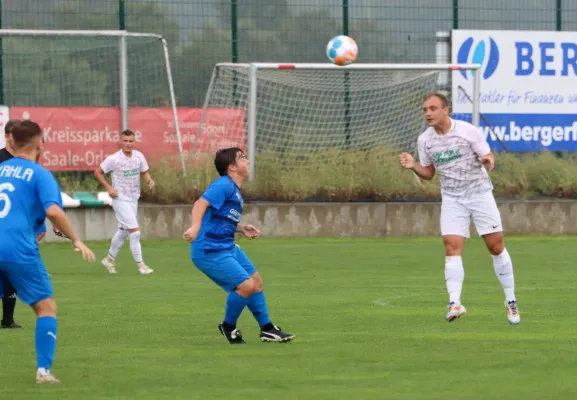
[2,236,576,399]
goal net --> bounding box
[0,29,183,172]
[196,63,480,183]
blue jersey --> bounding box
[192,176,243,253]
[34,220,48,236]
[0,148,49,237]
[0,157,62,263]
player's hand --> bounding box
[36,232,46,242]
[147,179,155,191]
[399,152,415,169]
[240,224,260,239]
[183,226,199,243]
[107,187,118,198]
[72,240,96,262]
[480,154,495,171]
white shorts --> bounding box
[112,199,139,230]
[440,191,502,238]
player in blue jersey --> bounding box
[0,121,68,329]
[0,120,96,384]
[183,148,294,344]
[1,119,50,328]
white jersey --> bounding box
[100,150,149,201]
[417,119,493,198]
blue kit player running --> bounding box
[0,120,96,383]
[183,148,294,344]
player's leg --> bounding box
[219,277,256,344]
[102,227,129,274]
[233,245,294,342]
[109,200,152,275]
[1,278,22,329]
[31,297,59,384]
[127,226,153,275]
[470,192,519,325]
[440,197,470,322]
[103,199,130,273]
[126,201,152,275]
[192,252,256,344]
[3,261,60,383]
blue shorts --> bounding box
[0,260,53,305]
[192,245,257,293]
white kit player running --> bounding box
[399,93,520,325]
[95,129,155,275]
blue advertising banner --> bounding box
[451,29,577,152]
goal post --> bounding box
[0,29,185,172]
[197,62,481,181]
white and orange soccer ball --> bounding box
[326,35,358,66]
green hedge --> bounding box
[54,150,577,204]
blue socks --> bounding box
[35,316,57,370]
[247,291,271,328]
[223,291,272,330]
[224,291,250,326]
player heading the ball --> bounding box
[399,93,520,325]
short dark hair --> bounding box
[5,119,19,135]
[121,129,135,137]
[423,92,449,108]
[215,147,244,177]
[11,120,42,148]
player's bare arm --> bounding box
[480,152,495,171]
[141,170,155,190]
[46,204,95,262]
[183,197,210,242]
[94,166,118,198]
[53,224,67,238]
[399,152,436,180]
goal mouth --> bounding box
[0,29,186,173]
[196,63,482,181]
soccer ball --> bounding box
[326,35,358,66]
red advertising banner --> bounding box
[9,107,245,171]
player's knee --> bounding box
[445,247,461,257]
[32,297,57,317]
[235,278,259,297]
[251,273,263,292]
[484,232,504,255]
[129,230,141,240]
[443,236,464,256]
[487,239,504,255]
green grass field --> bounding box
[2,236,577,400]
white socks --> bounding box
[445,249,516,305]
[492,248,516,303]
[445,256,464,304]
[129,230,144,265]
[107,229,129,260]
[108,229,145,267]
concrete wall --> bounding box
[43,200,577,242]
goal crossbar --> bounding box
[0,29,162,40]
[0,29,185,173]
[217,62,482,71]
